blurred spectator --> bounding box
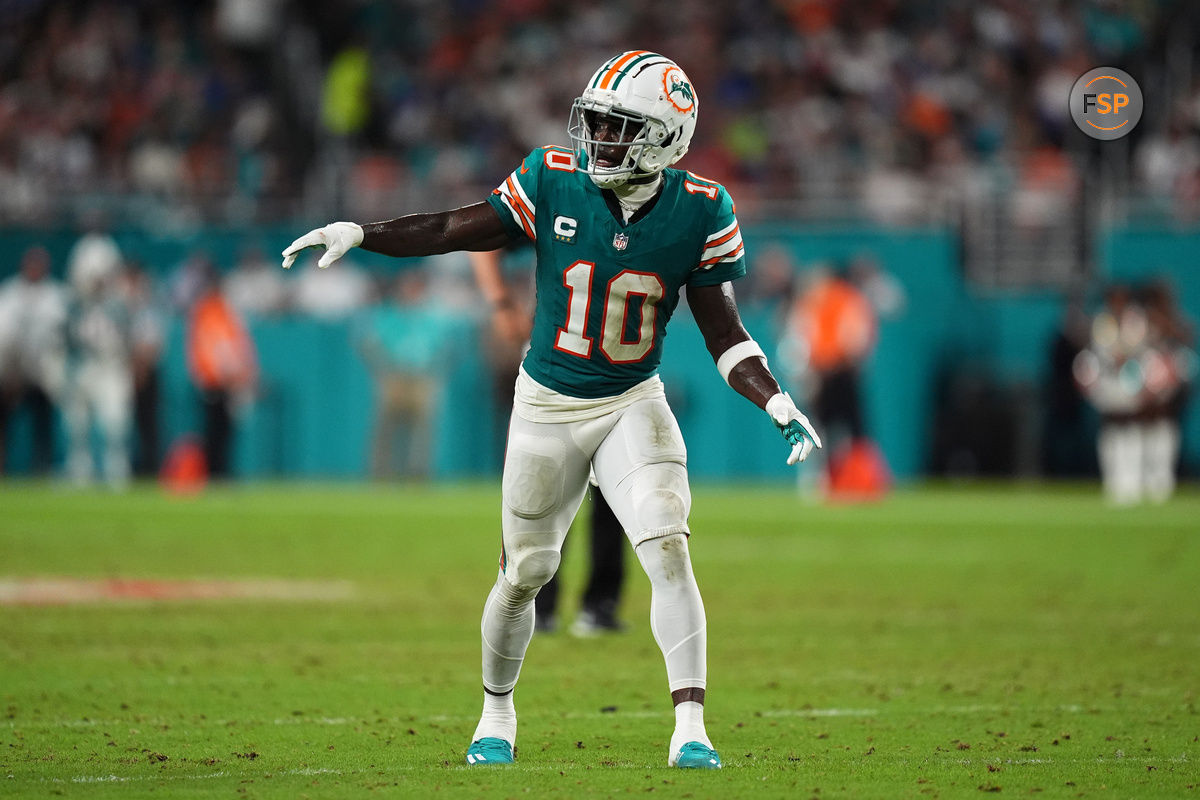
[62,245,133,489]
[186,260,258,479]
[781,260,897,499]
[291,257,375,319]
[322,44,372,139]
[468,249,532,467]
[169,252,219,313]
[0,1,1196,226]
[0,246,68,475]
[356,267,463,479]
[215,0,284,55]
[785,264,877,445]
[1042,297,1093,477]
[122,261,166,477]
[848,254,907,318]
[740,243,798,324]
[223,246,290,317]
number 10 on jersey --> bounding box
[554,260,666,364]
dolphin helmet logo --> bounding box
[663,68,695,114]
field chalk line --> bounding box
[9,703,1136,732]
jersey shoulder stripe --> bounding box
[705,219,739,245]
[659,169,746,275]
[491,146,584,241]
[493,172,538,240]
[696,240,745,269]
[700,222,742,258]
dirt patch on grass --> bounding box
[0,577,355,605]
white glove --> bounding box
[765,392,823,465]
[281,221,364,269]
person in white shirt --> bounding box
[0,246,68,474]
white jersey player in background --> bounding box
[62,235,133,489]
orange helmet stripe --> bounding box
[597,50,650,90]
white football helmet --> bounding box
[568,51,698,188]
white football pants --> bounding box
[63,360,132,488]
[479,392,706,695]
[1097,418,1180,506]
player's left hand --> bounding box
[765,392,822,465]
[281,221,364,269]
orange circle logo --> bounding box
[662,67,696,114]
[1069,67,1142,140]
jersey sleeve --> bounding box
[688,184,746,287]
[486,148,543,242]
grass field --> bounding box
[1,481,1197,799]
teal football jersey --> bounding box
[487,146,747,398]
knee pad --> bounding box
[502,434,566,520]
[628,462,691,542]
[503,534,562,589]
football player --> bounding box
[283,51,821,769]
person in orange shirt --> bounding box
[784,260,894,499]
[186,258,257,479]
[791,264,876,442]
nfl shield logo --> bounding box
[612,232,629,250]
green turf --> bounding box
[1,481,1198,798]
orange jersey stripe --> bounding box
[492,185,534,238]
[697,242,745,268]
[504,176,536,238]
[703,225,741,251]
[505,176,534,219]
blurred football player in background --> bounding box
[283,51,821,769]
[62,239,132,489]
[536,489,628,636]
[1074,282,1196,505]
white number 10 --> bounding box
[554,261,665,364]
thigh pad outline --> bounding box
[502,434,567,520]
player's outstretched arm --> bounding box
[282,202,513,269]
[688,282,822,465]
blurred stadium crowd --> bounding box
[0,0,1197,494]
[2,0,1199,227]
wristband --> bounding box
[716,339,766,385]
